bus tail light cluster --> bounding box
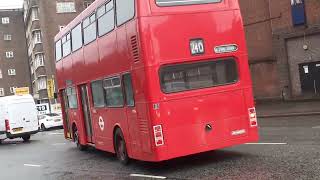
[248,108,258,127]
[5,119,10,132]
[153,125,164,147]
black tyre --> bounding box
[41,124,46,131]
[22,135,31,142]
[114,128,129,165]
[74,129,87,151]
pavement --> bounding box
[0,115,320,180]
[256,100,320,118]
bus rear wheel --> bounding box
[114,128,129,165]
[74,129,87,151]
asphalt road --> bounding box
[0,116,319,180]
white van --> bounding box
[0,95,38,143]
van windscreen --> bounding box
[155,0,222,7]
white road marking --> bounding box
[24,164,42,167]
[312,126,320,129]
[130,174,167,179]
[52,143,66,146]
[245,143,287,145]
[48,133,64,135]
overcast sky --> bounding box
[0,0,23,9]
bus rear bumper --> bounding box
[152,133,259,162]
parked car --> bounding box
[38,113,63,131]
[0,95,38,143]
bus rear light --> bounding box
[5,119,10,132]
[248,108,258,127]
[153,125,164,147]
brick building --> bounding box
[0,9,31,97]
[23,0,94,104]
[239,0,320,100]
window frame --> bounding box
[103,76,125,108]
[91,79,106,108]
[66,86,78,109]
[122,73,135,107]
[5,51,14,59]
[71,23,83,52]
[56,2,77,14]
[8,69,16,76]
[159,58,239,94]
[2,17,9,24]
[55,39,62,62]
[97,0,115,37]
[4,34,12,41]
[62,32,72,58]
[115,0,136,27]
[83,12,97,45]
[0,88,4,96]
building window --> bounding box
[10,87,17,94]
[0,88,4,96]
[62,33,71,57]
[34,31,42,44]
[8,69,16,76]
[37,77,47,90]
[6,51,14,58]
[83,13,97,45]
[84,1,92,8]
[104,76,124,107]
[291,0,306,26]
[71,23,83,51]
[115,0,135,26]
[97,0,115,37]
[4,34,12,41]
[56,2,76,13]
[0,69,2,79]
[35,53,45,69]
[30,62,34,74]
[32,8,39,21]
[59,25,65,31]
[2,17,9,24]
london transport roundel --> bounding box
[98,116,104,131]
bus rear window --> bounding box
[156,0,222,7]
[160,59,238,93]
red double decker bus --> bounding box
[55,0,259,164]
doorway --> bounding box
[299,61,320,95]
[79,85,94,143]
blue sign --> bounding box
[291,0,306,26]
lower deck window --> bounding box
[160,58,238,93]
[155,0,222,7]
[104,77,124,107]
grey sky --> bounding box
[0,0,23,9]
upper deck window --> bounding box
[55,40,62,61]
[97,0,115,36]
[62,33,71,57]
[83,13,97,45]
[72,24,83,51]
[115,0,135,26]
[155,0,222,7]
[160,58,238,93]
